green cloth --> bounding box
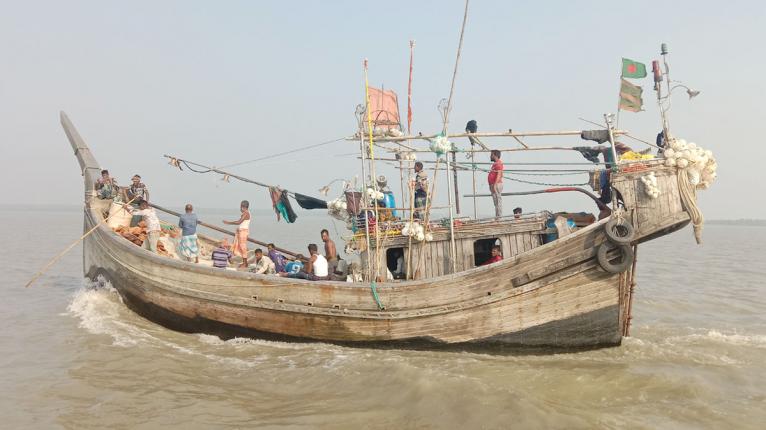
[619,78,643,112]
[621,58,647,78]
[276,201,292,224]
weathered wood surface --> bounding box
[65,112,691,348]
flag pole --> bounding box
[615,58,623,128]
[660,43,672,139]
[407,40,415,135]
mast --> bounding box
[659,42,672,139]
[440,0,470,273]
[407,40,415,135]
[363,59,382,280]
[356,105,374,281]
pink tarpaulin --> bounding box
[365,87,401,131]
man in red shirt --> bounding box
[482,245,503,265]
[488,150,504,218]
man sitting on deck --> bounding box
[279,244,328,281]
[95,169,119,200]
[248,248,276,275]
[124,199,161,253]
[178,203,199,263]
[482,245,503,265]
[123,174,150,226]
[267,243,287,273]
[211,239,233,269]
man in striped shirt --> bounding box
[211,239,233,269]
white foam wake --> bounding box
[66,277,155,347]
[65,279,347,370]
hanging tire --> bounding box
[604,217,635,245]
[597,243,634,273]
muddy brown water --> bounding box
[2,206,764,429]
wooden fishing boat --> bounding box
[63,107,707,349]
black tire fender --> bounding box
[604,217,635,245]
[597,242,634,274]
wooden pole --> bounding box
[438,0,470,274]
[414,158,441,278]
[471,146,477,218]
[25,196,137,288]
[148,203,300,259]
[407,40,415,135]
[624,245,638,336]
[406,177,415,280]
[452,151,460,214]
[363,59,383,281]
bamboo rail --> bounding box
[347,129,629,142]
[149,203,300,259]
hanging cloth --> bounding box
[294,193,328,210]
[268,186,282,221]
[280,190,298,223]
[573,147,603,164]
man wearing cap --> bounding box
[123,175,150,227]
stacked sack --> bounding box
[662,138,718,190]
[401,222,433,242]
[641,172,660,199]
[327,197,348,221]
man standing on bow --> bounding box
[488,150,504,218]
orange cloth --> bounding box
[232,229,249,258]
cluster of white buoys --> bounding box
[397,150,417,161]
[641,172,660,199]
[401,222,433,242]
[327,197,348,221]
[662,138,718,190]
[367,127,404,137]
[366,188,385,202]
[429,135,454,156]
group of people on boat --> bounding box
[95,169,353,280]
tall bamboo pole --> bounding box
[363,59,382,280]
[407,40,415,135]
[24,196,137,288]
[439,0,470,274]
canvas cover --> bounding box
[364,87,401,131]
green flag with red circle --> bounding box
[622,58,647,78]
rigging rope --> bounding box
[454,162,590,187]
[218,137,346,169]
[179,160,212,174]
[369,281,384,310]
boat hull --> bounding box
[82,205,628,348]
[65,111,691,350]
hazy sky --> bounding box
[2,0,764,220]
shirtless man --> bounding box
[321,229,338,274]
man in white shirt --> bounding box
[248,249,276,275]
[125,200,161,253]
